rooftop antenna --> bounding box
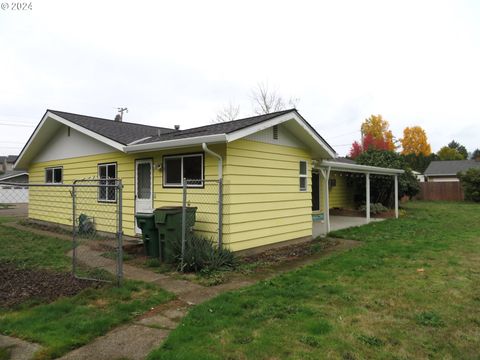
[115,107,128,122]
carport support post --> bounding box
[366,173,370,223]
[394,174,399,219]
[320,166,331,233]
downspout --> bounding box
[202,143,223,248]
[202,143,222,179]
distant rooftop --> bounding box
[424,160,480,176]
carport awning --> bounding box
[318,160,404,175]
[314,159,404,234]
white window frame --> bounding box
[98,163,117,203]
[299,160,308,192]
[45,166,63,184]
[163,153,204,188]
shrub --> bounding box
[458,168,480,202]
[359,202,388,215]
[354,150,420,207]
[171,234,236,273]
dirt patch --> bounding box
[0,262,103,308]
[240,237,340,265]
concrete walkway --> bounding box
[0,335,41,360]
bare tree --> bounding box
[251,82,299,114]
[213,102,241,123]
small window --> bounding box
[299,161,307,191]
[45,167,63,184]
[329,179,337,188]
[163,154,203,187]
[98,163,117,202]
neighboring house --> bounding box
[412,170,425,182]
[0,170,29,204]
[0,155,18,173]
[15,109,403,252]
[424,160,480,182]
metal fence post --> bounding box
[181,178,187,271]
[218,178,223,249]
[117,181,123,286]
[72,184,77,277]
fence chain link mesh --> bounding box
[0,179,123,284]
[181,178,223,267]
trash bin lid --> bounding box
[154,211,167,224]
[135,212,154,218]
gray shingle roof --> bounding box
[332,157,355,164]
[0,170,28,181]
[135,109,295,144]
[6,155,17,163]
[48,109,336,154]
[424,160,480,176]
[49,110,176,145]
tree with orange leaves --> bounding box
[400,126,431,156]
[361,115,396,151]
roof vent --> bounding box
[273,125,279,140]
[174,125,180,130]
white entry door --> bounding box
[135,159,153,233]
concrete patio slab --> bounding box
[313,215,385,236]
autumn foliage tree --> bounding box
[400,126,431,156]
[349,115,395,159]
[361,115,395,151]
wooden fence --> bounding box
[417,182,464,201]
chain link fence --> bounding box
[179,179,223,267]
[0,179,123,284]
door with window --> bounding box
[135,159,153,233]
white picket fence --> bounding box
[0,187,29,203]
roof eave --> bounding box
[226,111,337,159]
[15,111,126,170]
[124,134,227,153]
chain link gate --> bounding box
[72,179,123,284]
[0,179,123,284]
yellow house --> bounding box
[14,109,403,253]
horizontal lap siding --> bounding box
[29,152,135,235]
[28,144,225,238]
[224,139,312,252]
[326,172,355,209]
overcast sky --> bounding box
[1,0,479,157]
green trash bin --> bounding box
[135,213,160,257]
[154,206,197,263]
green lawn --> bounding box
[0,217,174,359]
[148,201,480,360]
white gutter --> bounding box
[125,134,227,153]
[320,160,405,175]
[202,143,223,179]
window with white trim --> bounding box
[45,167,63,184]
[98,163,117,202]
[163,154,203,187]
[299,160,307,191]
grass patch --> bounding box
[0,219,71,271]
[0,345,13,360]
[0,280,173,359]
[147,202,480,359]
[0,217,174,359]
